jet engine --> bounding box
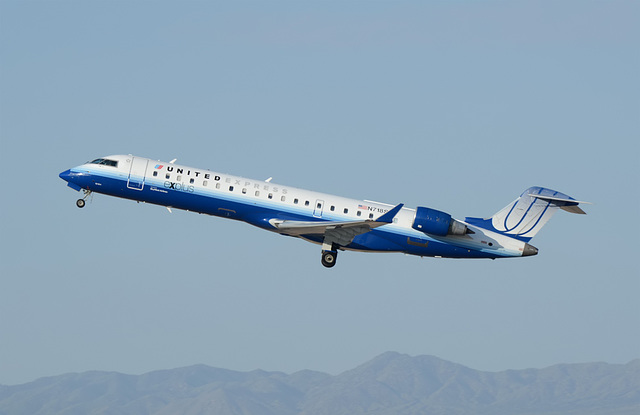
[412,207,469,236]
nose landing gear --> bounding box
[76,189,92,208]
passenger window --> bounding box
[393,218,398,223]
[294,198,299,204]
[203,180,208,186]
[242,188,247,194]
[305,201,310,206]
[229,186,234,191]
[166,174,170,179]
[268,193,273,199]
[344,208,348,214]
[369,213,374,219]
[177,175,182,181]
[255,191,260,197]
[190,178,195,184]
[281,196,286,202]
[153,171,158,177]
[330,206,335,211]
[357,211,362,217]
[216,183,221,189]
[317,203,322,209]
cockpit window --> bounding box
[88,158,118,167]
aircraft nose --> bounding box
[522,243,539,257]
[59,169,73,182]
[59,168,85,191]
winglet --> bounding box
[375,203,404,223]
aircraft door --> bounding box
[127,157,148,190]
[313,199,324,218]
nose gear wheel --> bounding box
[76,189,93,208]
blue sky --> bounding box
[1,0,638,385]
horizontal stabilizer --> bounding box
[560,205,586,214]
[527,194,591,214]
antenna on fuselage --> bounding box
[169,159,177,164]
[265,177,273,183]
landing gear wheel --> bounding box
[76,189,92,208]
[321,250,337,268]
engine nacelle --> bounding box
[412,207,468,236]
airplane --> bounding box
[59,155,589,268]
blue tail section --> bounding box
[465,186,588,242]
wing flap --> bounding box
[270,203,404,242]
[271,219,374,236]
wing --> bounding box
[270,203,404,247]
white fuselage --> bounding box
[60,155,535,266]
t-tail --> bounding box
[465,186,590,243]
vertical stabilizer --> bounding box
[465,187,588,242]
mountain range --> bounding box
[1,352,638,415]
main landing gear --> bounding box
[321,250,338,268]
[76,189,92,208]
